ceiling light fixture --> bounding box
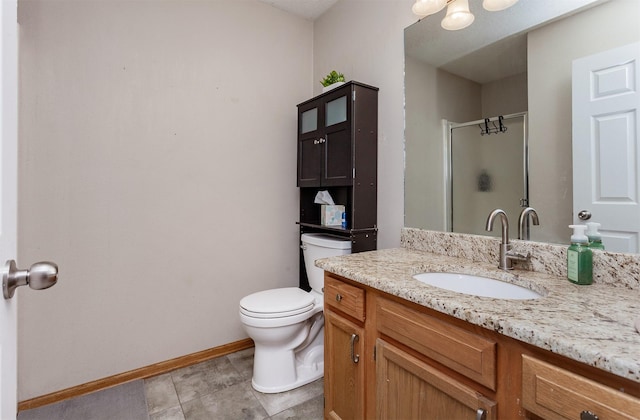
[441,0,474,30]
[412,0,519,30]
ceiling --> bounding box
[259,0,605,81]
[258,0,338,20]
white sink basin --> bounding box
[413,272,542,300]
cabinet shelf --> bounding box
[298,222,349,234]
[297,222,377,235]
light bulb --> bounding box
[441,0,475,31]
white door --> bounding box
[572,41,640,253]
[1,2,57,416]
[1,0,19,417]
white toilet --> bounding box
[239,233,351,393]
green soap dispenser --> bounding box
[586,222,605,250]
[567,225,593,285]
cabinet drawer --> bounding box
[376,297,496,390]
[522,355,640,419]
[324,275,365,322]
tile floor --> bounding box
[18,380,150,420]
[145,347,324,420]
[19,347,325,420]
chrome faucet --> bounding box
[485,208,530,270]
[518,207,540,240]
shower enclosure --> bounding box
[446,112,529,239]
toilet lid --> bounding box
[240,287,316,318]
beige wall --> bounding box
[481,72,527,117]
[18,0,312,400]
[528,0,640,244]
[313,0,415,249]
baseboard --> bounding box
[18,338,254,412]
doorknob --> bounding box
[578,210,592,220]
[3,260,58,299]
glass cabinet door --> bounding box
[301,107,318,134]
[326,96,347,127]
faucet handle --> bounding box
[506,250,530,263]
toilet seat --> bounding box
[240,287,316,319]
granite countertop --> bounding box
[315,247,640,383]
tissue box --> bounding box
[321,205,345,226]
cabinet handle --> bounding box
[580,411,599,420]
[335,293,342,302]
[476,409,487,420]
[350,333,360,363]
[319,137,326,144]
[313,139,319,145]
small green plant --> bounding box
[320,70,346,87]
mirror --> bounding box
[404,0,640,249]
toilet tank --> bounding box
[301,233,351,293]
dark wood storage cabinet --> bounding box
[297,81,378,290]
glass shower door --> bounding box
[449,113,528,239]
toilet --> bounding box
[239,233,351,393]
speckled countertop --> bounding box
[315,246,640,383]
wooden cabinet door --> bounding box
[298,99,323,187]
[322,90,352,187]
[325,309,365,420]
[376,339,497,420]
[323,124,352,186]
[298,135,322,186]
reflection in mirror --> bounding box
[448,113,527,239]
[404,0,640,251]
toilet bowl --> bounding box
[239,233,351,393]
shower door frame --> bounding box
[443,112,529,233]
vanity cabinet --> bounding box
[323,272,640,420]
[297,82,378,290]
[324,273,499,419]
[323,275,366,420]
